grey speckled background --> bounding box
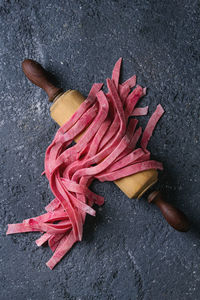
[0,1,200,299]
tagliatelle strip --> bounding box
[96,160,163,182]
[141,104,164,149]
[7,58,164,269]
[45,198,60,212]
[112,57,122,89]
[35,233,52,247]
[132,106,149,116]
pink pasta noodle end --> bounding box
[141,104,164,149]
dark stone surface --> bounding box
[0,0,200,299]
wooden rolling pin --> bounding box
[22,59,190,232]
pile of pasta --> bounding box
[7,58,164,269]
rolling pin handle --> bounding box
[148,191,190,232]
[22,59,63,102]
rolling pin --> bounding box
[22,59,190,232]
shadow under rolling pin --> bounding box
[22,59,190,232]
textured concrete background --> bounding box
[0,0,200,299]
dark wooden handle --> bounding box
[22,59,63,102]
[148,191,190,232]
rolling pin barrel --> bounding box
[22,59,190,232]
